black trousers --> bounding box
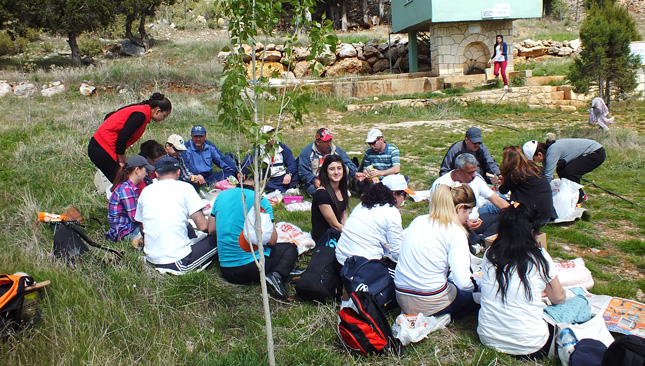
[88,137,120,183]
[221,242,298,284]
[556,147,606,184]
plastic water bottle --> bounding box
[557,328,578,366]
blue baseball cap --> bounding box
[155,156,180,170]
[191,125,206,136]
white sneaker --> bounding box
[503,85,509,90]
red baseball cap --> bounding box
[316,128,333,141]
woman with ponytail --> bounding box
[88,92,172,182]
[105,155,155,242]
[394,184,479,320]
[477,202,565,359]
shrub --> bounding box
[511,74,526,87]
[41,42,54,54]
[0,31,27,56]
[78,38,104,57]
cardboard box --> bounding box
[484,232,547,249]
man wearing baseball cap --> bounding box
[359,128,402,189]
[439,127,500,185]
[297,127,365,196]
[135,156,217,275]
[182,125,237,185]
[165,134,205,187]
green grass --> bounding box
[514,58,574,76]
[532,32,579,42]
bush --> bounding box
[78,38,103,57]
[41,42,54,54]
[0,31,28,56]
[511,74,526,87]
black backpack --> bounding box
[295,229,342,302]
[340,256,398,314]
[0,274,40,339]
[53,221,123,261]
[602,335,645,366]
[338,291,403,356]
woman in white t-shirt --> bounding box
[487,34,509,89]
[477,202,566,359]
[394,184,479,320]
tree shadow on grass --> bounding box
[0,55,74,71]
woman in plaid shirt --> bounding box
[106,155,154,242]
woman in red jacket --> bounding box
[87,92,172,182]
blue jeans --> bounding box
[478,192,509,214]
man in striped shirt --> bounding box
[362,128,401,181]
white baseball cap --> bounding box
[167,134,187,151]
[381,174,414,195]
[261,125,275,134]
[523,140,538,161]
[365,128,383,143]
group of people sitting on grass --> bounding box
[88,94,607,360]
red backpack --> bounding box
[338,291,403,356]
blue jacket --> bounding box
[182,139,237,177]
[490,42,508,62]
[297,142,358,185]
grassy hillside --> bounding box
[1,18,644,366]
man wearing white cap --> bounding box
[335,174,412,267]
[362,128,401,179]
[166,134,205,186]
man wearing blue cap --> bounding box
[135,156,217,275]
[182,125,237,185]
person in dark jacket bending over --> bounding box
[182,125,237,185]
[440,127,501,185]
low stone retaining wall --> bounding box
[345,85,590,112]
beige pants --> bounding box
[396,283,457,316]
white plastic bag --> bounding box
[391,313,451,346]
[554,258,594,290]
[551,178,583,219]
[275,222,315,255]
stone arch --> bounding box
[463,41,490,75]
[456,34,490,75]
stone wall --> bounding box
[345,85,591,112]
[429,20,513,77]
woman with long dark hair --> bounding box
[105,155,154,242]
[394,184,479,320]
[88,92,172,183]
[335,175,411,265]
[488,34,509,89]
[499,146,556,223]
[478,203,565,359]
[311,154,349,243]
[523,137,605,203]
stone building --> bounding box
[391,0,541,76]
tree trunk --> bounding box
[377,0,384,25]
[341,0,348,32]
[67,32,81,67]
[362,0,369,27]
[605,79,611,108]
[139,11,150,50]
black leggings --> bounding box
[88,137,120,183]
[220,243,298,284]
[556,147,606,184]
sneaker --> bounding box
[289,268,306,281]
[503,85,509,90]
[266,273,289,301]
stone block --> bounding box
[551,91,564,101]
[325,58,372,77]
[246,61,286,79]
[558,105,577,111]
